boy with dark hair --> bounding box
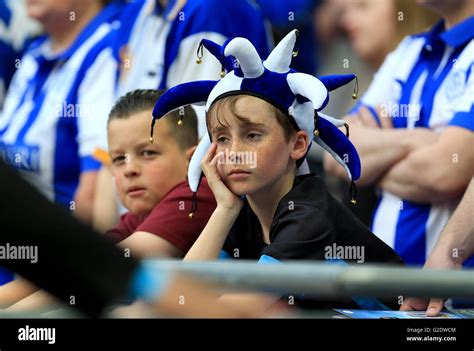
[151,31,404,308]
[104,89,215,258]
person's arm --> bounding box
[184,142,243,261]
[118,232,183,258]
[184,207,240,260]
[216,292,282,312]
[6,289,58,312]
[324,36,438,186]
[324,108,439,186]
[0,278,39,307]
[116,177,218,259]
[75,49,117,224]
[92,166,119,233]
[401,178,474,316]
[379,127,473,203]
[429,178,474,263]
[145,273,278,318]
[73,170,98,223]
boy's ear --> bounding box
[290,131,309,161]
[185,145,198,162]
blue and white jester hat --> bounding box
[151,30,361,217]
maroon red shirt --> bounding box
[105,178,216,254]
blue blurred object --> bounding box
[256,0,320,74]
[256,0,318,27]
[0,267,14,285]
[0,0,37,108]
[0,0,16,106]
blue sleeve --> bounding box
[129,262,170,302]
[219,250,232,260]
[0,0,12,26]
[160,0,270,89]
[258,254,281,264]
[0,40,17,95]
[448,105,474,131]
[254,0,318,74]
[347,101,382,127]
[0,2,21,95]
[0,267,14,285]
[109,0,145,62]
[174,0,270,56]
[80,155,102,172]
[255,0,317,27]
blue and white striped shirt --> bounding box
[353,18,474,266]
[0,3,121,207]
[111,0,271,136]
[0,0,39,109]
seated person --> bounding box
[103,89,216,258]
[151,30,404,309]
[0,89,216,310]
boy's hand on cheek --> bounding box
[201,142,243,215]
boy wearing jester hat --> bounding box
[152,30,404,308]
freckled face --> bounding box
[208,96,295,196]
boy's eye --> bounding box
[217,136,229,144]
[112,155,126,165]
[247,133,261,140]
[142,150,158,157]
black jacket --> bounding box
[0,159,138,317]
[224,174,403,264]
[223,174,404,309]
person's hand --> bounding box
[400,293,447,317]
[152,275,286,318]
[217,292,287,314]
[400,292,446,318]
[201,142,243,214]
[349,106,393,129]
[400,246,462,317]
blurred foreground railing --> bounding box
[145,260,474,299]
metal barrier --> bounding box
[145,260,474,299]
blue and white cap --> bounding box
[151,30,361,216]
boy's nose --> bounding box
[124,156,141,177]
[227,141,244,164]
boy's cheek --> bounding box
[217,163,227,179]
[113,175,126,197]
[110,166,121,180]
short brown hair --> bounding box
[207,95,297,141]
[108,89,198,151]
